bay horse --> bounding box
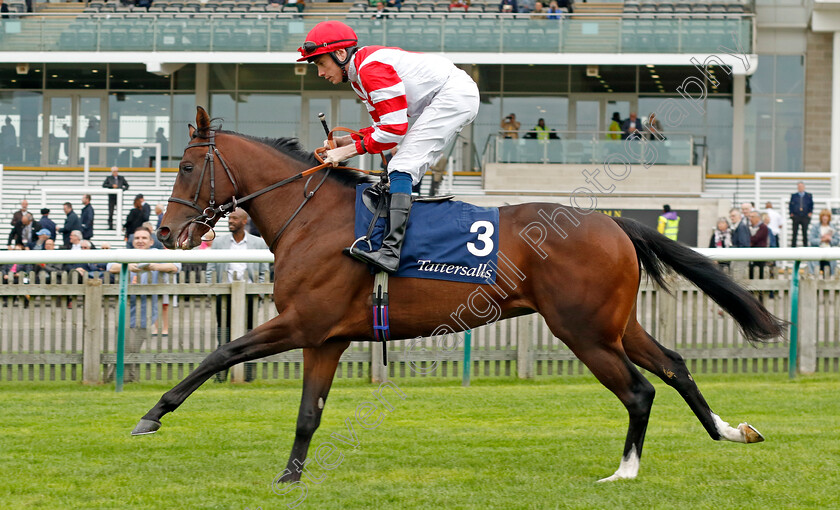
[136,107,784,482]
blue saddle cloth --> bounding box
[354,184,499,284]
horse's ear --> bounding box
[188,123,196,138]
[195,106,210,131]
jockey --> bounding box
[297,20,480,274]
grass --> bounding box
[1,373,839,510]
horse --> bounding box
[135,106,784,483]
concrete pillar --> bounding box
[195,63,209,110]
[798,276,817,374]
[731,74,746,175]
[517,316,535,379]
[832,32,840,198]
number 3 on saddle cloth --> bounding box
[353,183,500,285]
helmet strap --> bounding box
[329,46,358,83]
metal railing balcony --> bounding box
[0,12,753,54]
[487,131,698,166]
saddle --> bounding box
[361,183,455,218]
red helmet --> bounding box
[297,21,358,62]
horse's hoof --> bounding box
[131,419,161,436]
[738,422,765,443]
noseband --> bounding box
[170,129,334,251]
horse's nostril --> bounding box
[157,227,171,241]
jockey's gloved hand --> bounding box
[325,144,358,167]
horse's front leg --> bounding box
[278,340,351,483]
[132,316,310,435]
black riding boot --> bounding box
[349,192,412,273]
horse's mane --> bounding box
[195,119,374,188]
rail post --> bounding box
[83,278,103,384]
[462,330,472,387]
[789,260,801,379]
[230,280,246,383]
[116,263,128,392]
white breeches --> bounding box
[387,69,480,185]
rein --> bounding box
[171,128,384,252]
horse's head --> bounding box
[158,106,240,249]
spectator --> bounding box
[621,112,644,140]
[499,0,518,13]
[646,112,665,141]
[0,116,16,149]
[106,227,180,382]
[748,211,769,280]
[530,1,545,17]
[10,198,28,228]
[155,203,164,229]
[761,213,778,248]
[38,208,56,240]
[206,208,269,382]
[729,208,750,247]
[64,230,83,251]
[740,201,753,219]
[657,205,679,241]
[142,221,164,249]
[33,238,64,284]
[808,209,840,277]
[607,112,622,140]
[450,0,468,11]
[524,118,559,140]
[286,0,305,12]
[266,0,283,10]
[80,194,94,240]
[546,0,562,19]
[501,113,520,139]
[0,1,10,21]
[518,0,534,13]
[386,0,402,9]
[124,196,147,248]
[763,201,784,243]
[709,217,733,249]
[102,166,129,230]
[32,228,51,250]
[555,0,572,12]
[8,212,39,249]
[59,202,82,248]
[371,1,389,20]
[789,180,813,248]
[137,193,151,222]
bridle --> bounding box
[170,129,382,251]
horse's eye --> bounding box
[180,163,193,173]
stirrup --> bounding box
[349,235,373,253]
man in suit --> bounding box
[80,194,94,240]
[8,212,40,249]
[38,208,56,240]
[789,180,813,247]
[102,166,129,229]
[729,208,751,248]
[59,202,82,248]
[621,112,645,140]
[206,208,270,382]
[10,198,28,228]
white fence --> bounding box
[0,248,838,383]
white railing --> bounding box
[4,247,840,265]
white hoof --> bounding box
[738,422,765,443]
[597,445,639,482]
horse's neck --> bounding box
[240,156,356,250]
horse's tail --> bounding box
[612,216,786,344]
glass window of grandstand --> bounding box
[0,64,195,168]
[638,64,734,172]
[744,55,805,173]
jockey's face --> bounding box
[313,50,347,85]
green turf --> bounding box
[1,374,839,509]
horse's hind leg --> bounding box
[551,328,656,482]
[621,319,764,444]
[132,316,310,435]
[278,340,350,483]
